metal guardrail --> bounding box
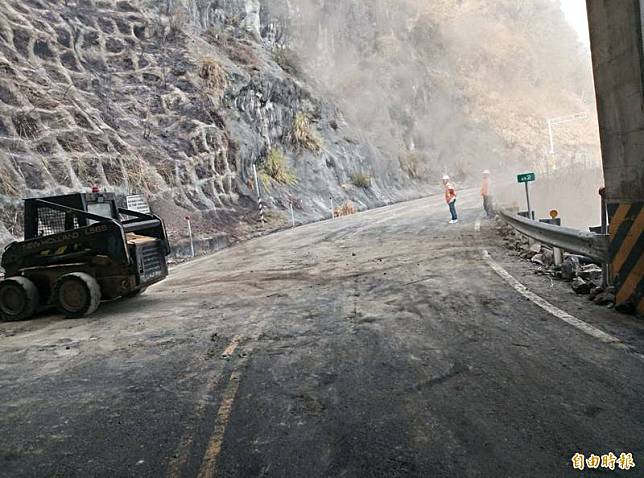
[499,210,609,263]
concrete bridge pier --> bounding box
[587,0,644,316]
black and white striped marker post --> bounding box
[252,164,266,224]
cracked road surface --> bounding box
[1,192,643,477]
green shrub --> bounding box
[351,172,371,188]
[261,148,297,186]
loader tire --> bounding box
[54,272,101,318]
[0,277,39,321]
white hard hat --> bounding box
[442,175,450,180]
[483,170,491,175]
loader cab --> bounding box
[24,192,119,240]
[1,189,170,321]
[86,195,119,224]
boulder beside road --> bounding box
[495,219,621,310]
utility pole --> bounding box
[546,112,589,170]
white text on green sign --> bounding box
[517,173,536,183]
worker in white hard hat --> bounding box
[481,170,495,219]
[442,175,458,224]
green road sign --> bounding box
[517,172,536,183]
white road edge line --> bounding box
[482,250,644,362]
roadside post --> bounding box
[517,172,536,220]
[186,215,195,257]
[252,164,266,224]
[290,201,296,228]
[539,209,563,267]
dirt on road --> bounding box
[1,191,643,477]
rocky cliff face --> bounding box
[270,0,599,174]
[0,0,597,251]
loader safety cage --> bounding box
[2,193,169,276]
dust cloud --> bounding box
[265,0,604,227]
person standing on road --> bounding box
[481,170,495,219]
[442,175,458,224]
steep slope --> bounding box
[270,0,599,176]
[0,0,416,249]
[0,0,598,251]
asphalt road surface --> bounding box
[1,191,643,477]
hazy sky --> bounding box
[559,0,590,45]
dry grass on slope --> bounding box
[199,58,227,95]
[291,112,322,152]
[260,148,297,188]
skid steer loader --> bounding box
[0,190,170,320]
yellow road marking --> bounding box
[166,335,241,478]
[221,336,241,359]
[196,367,247,478]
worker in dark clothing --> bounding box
[481,170,495,218]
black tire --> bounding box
[123,287,147,299]
[0,277,39,321]
[53,272,101,318]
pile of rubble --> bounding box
[495,220,626,311]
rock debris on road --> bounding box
[1,193,643,477]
